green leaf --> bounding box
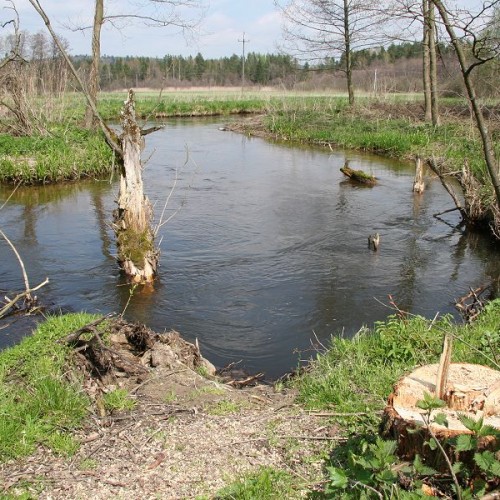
[375,469,398,484]
[471,479,487,498]
[458,414,482,433]
[455,434,474,452]
[477,424,500,438]
[416,392,446,411]
[428,438,438,451]
[326,467,349,489]
[413,454,437,476]
[433,413,449,427]
[452,461,464,474]
[475,451,500,476]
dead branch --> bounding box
[428,157,466,218]
[455,285,490,322]
[0,278,49,319]
[64,313,116,346]
[433,206,461,217]
[0,228,31,296]
[0,181,21,211]
[154,146,194,236]
[227,372,265,388]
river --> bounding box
[1,118,498,378]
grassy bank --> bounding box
[0,126,113,185]
[0,91,272,185]
[0,313,98,461]
[261,98,499,184]
[3,91,498,188]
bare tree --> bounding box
[423,0,432,119]
[0,1,38,134]
[431,0,500,224]
[25,0,201,282]
[274,0,389,105]
[426,0,440,125]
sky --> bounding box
[7,0,284,58]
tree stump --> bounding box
[113,90,158,283]
[413,156,425,193]
[382,363,500,467]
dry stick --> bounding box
[0,228,31,295]
[433,206,461,218]
[276,435,348,442]
[435,333,453,400]
[0,278,49,318]
[423,413,463,500]
[0,180,21,211]
[350,479,384,500]
[307,411,371,417]
[154,153,184,236]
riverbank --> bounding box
[1,300,499,498]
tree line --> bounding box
[2,28,497,98]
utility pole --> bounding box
[238,32,249,90]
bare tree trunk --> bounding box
[85,0,104,129]
[428,2,440,126]
[431,0,500,211]
[113,90,158,283]
[423,0,432,122]
[343,0,354,105]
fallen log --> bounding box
[340,165,377,185]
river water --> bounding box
[1,118,499,378]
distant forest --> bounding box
[1,30,498,97]
[72,42,456,92]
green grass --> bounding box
[0,126,113,184]
[102,388,136,412]
[206,399,242,416]
[0,313,98,461]
[215,466,299,499]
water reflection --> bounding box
[1,119,499,377]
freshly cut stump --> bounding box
[382,363,500,466]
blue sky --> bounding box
[9,0,283,58]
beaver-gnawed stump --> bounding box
[382,363,500,468]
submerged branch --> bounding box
[0,278,49,319]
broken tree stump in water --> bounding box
[113,90,158,284]
[413,156,425,193]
